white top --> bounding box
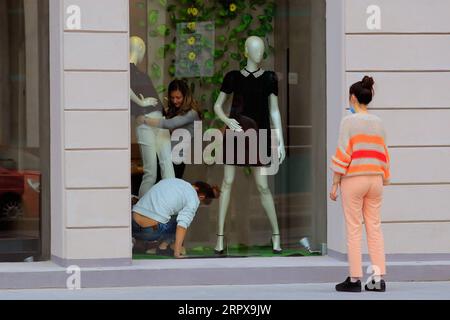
[132,178,200,229]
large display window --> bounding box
[130,0,327,259]
[0,0,50,262]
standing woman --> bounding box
[330,76,390,293]
[143,79,202,179]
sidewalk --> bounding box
[1,282,450,300]
[1,256,450,290]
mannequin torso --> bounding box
[221,69,279,166]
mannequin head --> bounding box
[245,36,265,65]
[130,36,146,64]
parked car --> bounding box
[0,166,24,220]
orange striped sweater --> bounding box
[331,113,391,183]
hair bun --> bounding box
[361,76,374,90]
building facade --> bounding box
[0,0,449,284]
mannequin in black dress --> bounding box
[213,36,286,254]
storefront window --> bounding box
[0,0,49,262]
[130,0,326,259]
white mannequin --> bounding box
[130,37,158,109]
[213,36,286,254]
[130,36,175,197]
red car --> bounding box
[0,166,24,220]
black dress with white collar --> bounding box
[220,69,279,167]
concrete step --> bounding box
[0,256,449,290]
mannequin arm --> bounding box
[269,94,286,164]
[214,92,242,132]
[130,89,158,108]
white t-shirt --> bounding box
[132,178,200,229]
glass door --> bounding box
[274,0,327,252]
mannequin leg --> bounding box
[253,167,282,253]
[136,124,157,198]
[155,127,175,179]
[215,165,236,253]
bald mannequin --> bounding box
[213,36,286,254]
[130,36,175,197]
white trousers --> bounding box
[136,124,175,198]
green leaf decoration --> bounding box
[157,85,166,94]
[143,0,276,132]
[157,46,165,59]
[157,24,170,36]
[214,49,225,59]
[151,63,162,80]
[215,18,225,27]
[230,53,241,61]
[205,59,214,70]
[238,38,246,52]
[221,60,230,70]
[211,89,221,104]
[263,22,273,33]
[203,111,214,120]
[148,10,159,25]
[168,65,176,77]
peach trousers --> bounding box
[340,175,386,278]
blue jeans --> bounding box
[132,215,177,244]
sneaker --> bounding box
[365,279,386,292]
[335,277,362,292]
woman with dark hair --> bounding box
[140,79,202,179]
[132,178,220,258]
[330,76,391,293]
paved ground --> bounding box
[0,281,449,300]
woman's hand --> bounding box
[136,115,146,125]
[224,118,243,132]
[174,252,187,259]
[330,183,339,201]
[146,118,161,127]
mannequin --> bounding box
[213,36,286,254]
[130,36,175,198]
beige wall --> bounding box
[50,0,131,265]
[328,0,450,256]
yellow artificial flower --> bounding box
[187,36,196,45]
[188,52,197,61]
[229,3,237,12]
[191,8,199,16]
[187,22,196,30]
